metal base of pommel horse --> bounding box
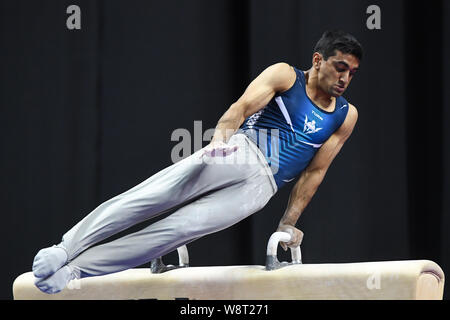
[12,232,445,300]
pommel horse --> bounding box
[13,232,444,300]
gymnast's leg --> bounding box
[34,165,275,293]
[32,135,253,280]
[34,134,277,293]
[31,155,206,279]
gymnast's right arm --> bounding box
[207,63,296,150]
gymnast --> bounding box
[32,30,363,294]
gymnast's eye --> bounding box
[333,62,347,73]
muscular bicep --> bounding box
[305,104,358,173]
[234,63,296,118]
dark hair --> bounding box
[313,30,363,61]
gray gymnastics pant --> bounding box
[59,133,278,277]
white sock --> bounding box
[34,265,77,294]
[32,245,68,278]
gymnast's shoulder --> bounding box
[346,103,358,118]
[339,102,358,137]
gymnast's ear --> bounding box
[312,52,322,70]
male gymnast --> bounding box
[32,30,362,293]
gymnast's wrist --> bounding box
[278,216,297,228]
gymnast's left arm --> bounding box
[277,104,358,251]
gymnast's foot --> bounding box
[32,246,68,278]
[34,265,78,294]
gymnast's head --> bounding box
[310,30,363,97]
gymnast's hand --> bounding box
[200,140,239,158]
[276,224,304,251]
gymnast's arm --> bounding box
[208,62,296,145]
[277,104,358,251]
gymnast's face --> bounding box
[314,50,360,97]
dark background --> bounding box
[1,0,449,300]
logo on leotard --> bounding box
[303,115,322,134]
[246,109,264,128]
